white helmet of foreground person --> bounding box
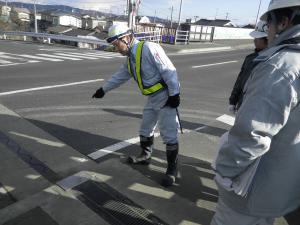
[260,0,300,21]
[249,21,268,38]
[106,24,132,44]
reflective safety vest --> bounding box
[127,41,166,95]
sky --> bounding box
[7,0,271,25]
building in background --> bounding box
[11,7,30,22]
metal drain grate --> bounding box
[74,180,169,225]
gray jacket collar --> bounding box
[255,25,300,62]
[269,24,300,47]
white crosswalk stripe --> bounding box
[0,54,28,61]
[19,54,64,62]
[63,52,113,59]
[0,50,123,67]
[37,54,82,61]
[53,53,99,60]
[64,51,125,58]
[0,59,12,64]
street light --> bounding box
[178,0,183,27]
[34,0,38,33]
[255,0,262,26]
[170,6,173,28]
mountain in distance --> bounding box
[0,1,112,18]
[0,1,169,24]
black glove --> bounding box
[165,94,180,108]
[92,87,105,98]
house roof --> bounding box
[51,12,81,19]
[195,19,231,27]
[41,11,81,19]
[92,32,108,40]
[13,7,30,14]
[47,25,73,34]
[63,28,94,36]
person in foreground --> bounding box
[92,24,181,187]
[229,20,268,114]
[211,0,300,224]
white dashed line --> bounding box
[0,79,104,96]
[192,60,238,68]
[88,133,160,160]
[216,114,235,126]
[19,54,64,62]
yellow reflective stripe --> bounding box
[127,41,165,95]
[135,41,144,93]
[127,57,132,75]
[142,83,164,95]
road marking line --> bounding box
[88,113,234,160]
[0,59,12,64]
[0,61,39,67]
[89,124,208,160]
[63,52,112,59]
[0,54,28,61]
[216,114,235,126]
[54,53,98,60]
[39,48,78,51]
[0,79,104,96]
[19,54,64,62]
[37,54,82,61]
[192,60,238,68]
[80,52,125,58]
[88,133,160,160]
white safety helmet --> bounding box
[261,0,300,21]
[249,21,268,38]
[107,24,132,43]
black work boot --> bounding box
[162,143,179,187]
[128,135,153,165]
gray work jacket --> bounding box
[215,25,300,217]
[103,39,180,97]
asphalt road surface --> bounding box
[0,40,288,225]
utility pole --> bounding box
[154,10,156,23]
[5,0,7,7]
[126,0,129,16]
[194,15,199,23]
[178,0,183,27]
[34,0,38,33]
[215,8,218,20]
[128,0,136,29]
[255,0,262,26]
[225,12,229,20]
[170,5,173,28]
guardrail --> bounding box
[0,30,188,46]
[0,31,108,45]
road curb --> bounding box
[177,46,232,54]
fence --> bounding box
[134,30,161,43]
[174,30,189,44]
[189,25,215,42]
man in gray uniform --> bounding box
[92,24,180,186]
[211,0,300,224]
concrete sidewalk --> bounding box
[0,102,288,225]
